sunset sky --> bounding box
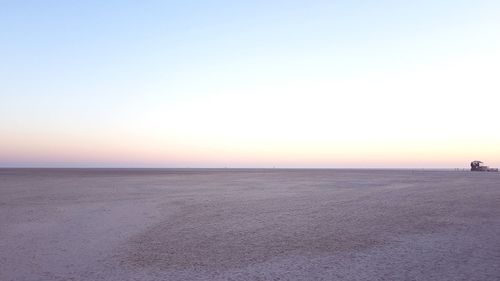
[1,1,499,168]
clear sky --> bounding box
[1,0,499,168]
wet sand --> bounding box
[1,169,499,281]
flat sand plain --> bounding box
[1,169,499,281]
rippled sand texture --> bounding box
[1,169,499,281]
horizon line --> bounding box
[0,166,472,170]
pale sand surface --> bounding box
[1,169,499,281]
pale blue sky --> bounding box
[1,1,499,167]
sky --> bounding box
[1,0,499,168]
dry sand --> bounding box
[1,169,499,281]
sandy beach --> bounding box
[1,169,499,281]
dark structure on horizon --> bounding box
[470,161,498,172]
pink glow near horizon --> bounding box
[2,136,498,168]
